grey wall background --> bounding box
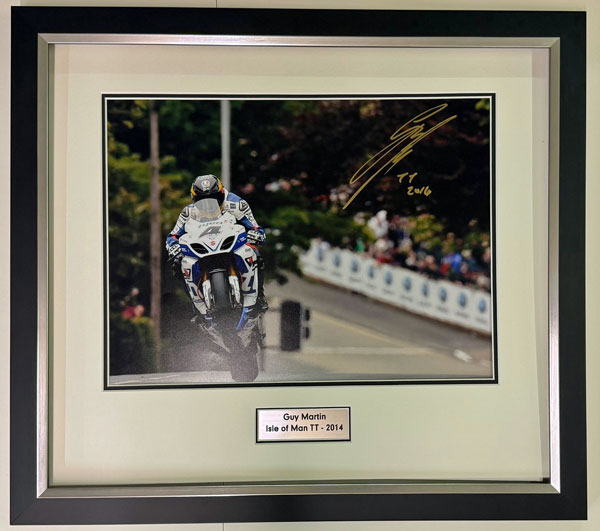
[0,0,597,529]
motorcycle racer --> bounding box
[166,174,268,316]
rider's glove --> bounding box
[247,230,266,245]
[168,242,183,260]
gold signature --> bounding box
[342,103,457,209]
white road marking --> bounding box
[452,349,474,363]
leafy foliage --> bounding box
[256,194,370,283]
[109,315,156,375]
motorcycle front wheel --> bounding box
[209,270,232,312]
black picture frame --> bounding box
[10,6,586,524]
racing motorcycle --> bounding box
[174,198,264,382]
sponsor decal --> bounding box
[384,271,394,286]
[438,287,447,303]
[351,259,360,273]
[368,265,375,279]
[422,282,429,297]
[402,277,412,291]
[478,298,487,313]
[317,248,325,262]
[458,293,468,308]
[333,253,341,268]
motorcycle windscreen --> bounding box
[190,198,222,223]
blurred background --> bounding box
[106,97,493,384]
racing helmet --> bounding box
[190,174,225,205]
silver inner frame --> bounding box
[36,34,561,499]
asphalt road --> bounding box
[110,274,493,387]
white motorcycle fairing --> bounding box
[177,210,259,316]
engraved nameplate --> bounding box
[256,407,351,443]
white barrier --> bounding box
[300,240,491,335]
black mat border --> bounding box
[101,92,497,390]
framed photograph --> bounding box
[104,93,496,388]
[10,6,586,524]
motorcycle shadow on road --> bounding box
[160,292,260,382]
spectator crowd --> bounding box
[350,210,491,291]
